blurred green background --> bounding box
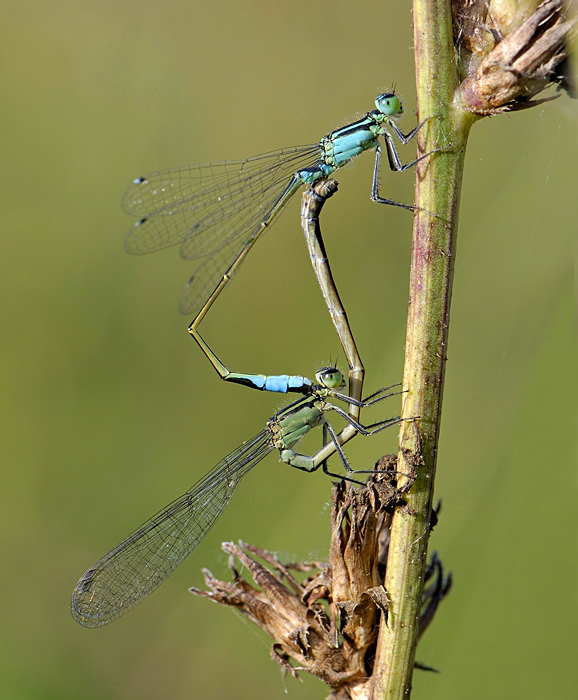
[1,1,575,698]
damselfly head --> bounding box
[316,367,345,390]
[375,93,403,117]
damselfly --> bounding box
[123,94,435,385]
[71,367,400,628]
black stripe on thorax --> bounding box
[327,112,378,141]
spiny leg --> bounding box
[290,386,405,480]
[280,419,367,485]
[328,415,412,479]
[388,115,435,145]
[321,416,408,480]
[325,399,402,436]
[321,419,367,485]
[371,112,441,212]
[371,142,440,211]
[329,383,403,409]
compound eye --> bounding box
[316,368,344,389]
[375,93,402,116]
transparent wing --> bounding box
[177,179,299,315]
[71,430,274,628]
[123,145,321,256]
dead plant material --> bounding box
[454,0,576,113]
[190,456,451,700]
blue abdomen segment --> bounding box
[226,373,314,394]
[296,163,336,186]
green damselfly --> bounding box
[71,368,401,627]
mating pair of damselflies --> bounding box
[71,92,435,627]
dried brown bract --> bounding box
[190,457,451,699]
[453,0,576,113]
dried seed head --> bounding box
[190,457,451,697]
[453,0,576,113]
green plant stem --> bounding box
[371,1,476,697]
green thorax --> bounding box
[268,397,327,451]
